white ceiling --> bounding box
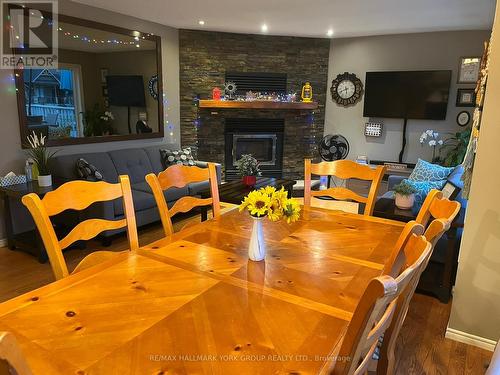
[73,0,495,38]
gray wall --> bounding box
[0,0,180,240]
[324,30,490,163]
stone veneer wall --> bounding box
[179,30,330,179]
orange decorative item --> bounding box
[212,87,222,100]
[301,82,313,102]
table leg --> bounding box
[3,194,15,250]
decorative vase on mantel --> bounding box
[242,175,256,186]
[248,216,266,261]
[37,174,52,187]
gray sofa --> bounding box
[51,144,221,241]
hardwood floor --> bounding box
[0,213,492,374]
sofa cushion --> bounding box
[161,147,196,168]
[114,189,156,216]
[143,144,179,174]
[108,149,154,184]
[409,159,454,183]
[132,181,189,204]
[188,181,209,196]
[52,152,118,183]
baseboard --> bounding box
[445,327,497,352]
[0,238,7,247]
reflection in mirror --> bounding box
[17,15,162,146]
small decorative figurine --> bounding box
[301,82,313,102]
[212,87,222,100]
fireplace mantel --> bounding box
[198,100,318,110]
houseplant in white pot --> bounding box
[26,131,57,187]
[393,181,417,210]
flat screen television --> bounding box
[106,75,146,107]
[363,70,451,120]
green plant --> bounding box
[25,132,57,175]
[235,154,261,177]
[393,181,417,196]
[439,128,472,167]
[82,105,114,137]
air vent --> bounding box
[225,72,287,94]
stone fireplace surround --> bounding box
[179,30,330,179]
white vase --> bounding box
[395,193,415,210]
[248,216,266,261]
[38,174,52,187]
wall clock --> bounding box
[456,111,471,127]
[330,72,363,107]
[148,75,158,100]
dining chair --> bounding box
[304,159,386,216]
[332,234,431,375]
[415,189,461,228]
[0,332,33,375]
[145,163,220,237]
[22,176,138,280]
[376,219,448,375]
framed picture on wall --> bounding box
[458,57,481,84]
[456,88,476,107]
[100,68,108,84]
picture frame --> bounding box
[100,68,108,84]
[456,110,471,127]
[458,56,481,84]
[456,88,476,107]
[441,180,460,201]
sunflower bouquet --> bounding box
[239,186,301,224]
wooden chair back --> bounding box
[332,235,431,375]
[383,220,425,277]
[416,189,461,228]
[0,332,33,375]
[146,163,220,237]
[304,159,386,216]
[377,221,447,375]
[21,176,138,280]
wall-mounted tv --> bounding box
[106,75,146,107]
[363,70,452,120]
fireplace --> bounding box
[225,118,284,179]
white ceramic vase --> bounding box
[38,174,52,187]
[395,193,415,210]
[248,216,266,261]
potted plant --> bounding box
[419,129,444,163]
[25,132,57,187]
[393,181,417,210]
[239,186,301,261]
[235,154,261,186]
[82,105,114,137]
[439,128,471,167]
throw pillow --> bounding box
[409,159,454,182]
[160,147,195,167]
[76,158,104,181]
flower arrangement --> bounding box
[419,129,444,162]
[236,154,261,177]
[239,186,301,224]
[25,131,57,176]
[83,105,114,137]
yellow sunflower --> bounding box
[267,198,283,221]
[282,198,301,224]
[262,185,277,196]
[241,190,271,217]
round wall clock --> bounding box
[330,72,363,107]
[456,111,471,127]
[148,75,158,100]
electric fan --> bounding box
[319,134,350,161]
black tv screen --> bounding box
[106,75,146,107]
[363,70,451,120]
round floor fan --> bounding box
[319,134,350,161]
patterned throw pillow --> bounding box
[160,147,195,168]
[403,179,445,208]
[409,159,454,182]
[76,158,103,181]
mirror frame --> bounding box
[15,12,164,147]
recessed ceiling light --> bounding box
[261,24,268,33]
[327,29,334,37]
[198,20,205,26]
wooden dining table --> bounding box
[0,206,404,375]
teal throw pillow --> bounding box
[403,179,446,211]
[409,159,454,182]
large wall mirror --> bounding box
[15,13,163,147]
